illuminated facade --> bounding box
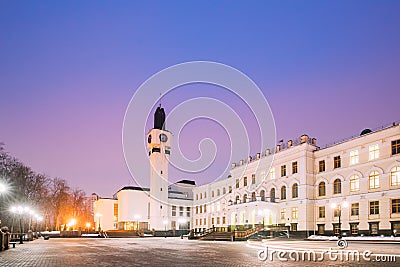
[193,123,400,237]
[95,111,400,236]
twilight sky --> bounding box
[1,1,399,197]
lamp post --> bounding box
[95,213,102,232]
[331,201,348,239]
[163,220,168,238]
[17,206,24,244]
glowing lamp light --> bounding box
[0,182,6,193]
[86,223,91,228]
[163,220,168,225]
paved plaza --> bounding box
[0,237,399,266]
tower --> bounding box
[147,106,172,230]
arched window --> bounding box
[229,186,232,193]
[260,190,265,201]
[391,167,400,186]
[270,188,276,202]
[223,187,226,194]
[243,194,247,203]
[217,189,220,196]
[318,182,326,196]
[235,195,240,204]
[292,183,298,198]
[333,179,341,194]
[251,192,256,201]
[369,171,380,189]
[211,191,214,197]
[350,175,360,192]
[281,186,286,200]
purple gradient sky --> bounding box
[1,1,399,197]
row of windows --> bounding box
[229,184,299,205]
[195,217,229,226]
[318,199,400,218]
[171,206,190,217]
[318,167,400,196]
[196,162,300,200]
[318,140,400,172]
[280,207,298,220]
[195,140,400,201]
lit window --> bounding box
[281,186,286,200]
[319,160,325,172]
[318,206,325,218]
[318,182,326,196]
[391,167,400,186]
[351,203,359,216]
[243,176,247,187]
[392,199,400,214]
[369,171,380,189]
[252,174,256,184]
[333,179,341,194]
[350,175,360,192]
[351,223,358,235]
[172,206,176,216]
[350,150,359,165]
[281,165,286,177]
[270,188,276,202]
[334,156,341,168]
[370,201,379,215]
[292,207,298,219]
[292,161,298,174]
[392,139,400,155]
[292,183,298,198]
[280,208,286,220]
[369,144,379,160]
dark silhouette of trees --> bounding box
[0,143,92,231]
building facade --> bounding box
[95,106,400,237]
[192,123,400,237]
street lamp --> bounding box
[331,201,348,239]
[95,213,102,232]
[134,214,141,231]
[17,206,24,244]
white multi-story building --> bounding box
[95,106,400,237]
[193,123,400,237]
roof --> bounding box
[176,180,196,185]
[117,186,150,193]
